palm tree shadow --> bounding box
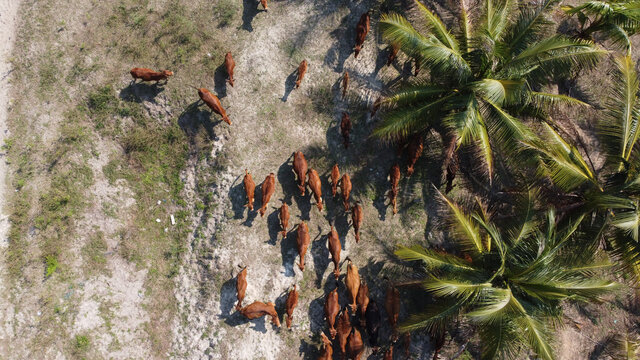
[241,0,260,32]
[213,63,228,99]
[120,82,166,103]
[282,69,298,102]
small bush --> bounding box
[88,85,116,113]
[74,334,90,350]
[45,255,58,278]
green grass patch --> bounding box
[82,231,108,276]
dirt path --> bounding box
[0,0,20,353]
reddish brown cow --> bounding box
[259,173,275,217]
[308,168,323,211]
[296,222,311,271]
[385,283,401,336]
[130,68,173,83]
[351,202,362,243]
[336,307,352,355]
[356,280,369,327]
[342,71,349,98]
[260,0,268,11]
[341,112,352,149]
[345,258,360,311]
[406,135,424,176]
[389,164,400,214]
[243,170,255,211]
[347,328,365,360]
[384,346,393,360]
[235,266,247,310]
[197,88,231,125]
[279,201,289,239]
[325,287,340,339]
[225,52,235,87]
[354,11,370,59]
[371,96,382,118]
[327,225,341,280]
[285,285,298,329]
[295,60,308,89]
[240,301,281,327]
[318,332,334,360]
[340,173,352,211]
[330,164,340,197]
[387,44,399,66]
[293,151,308,195]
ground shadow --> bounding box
[241,0,260,32]
[119,82,166,103]
[282,69,298,102]
[213,63,229,99]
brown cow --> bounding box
[356,280,369,327]
[327,225,341,280]
[130,68,173,83]
[406,135,424,176]
[389,164,400,214]
[384,346,393,360]
[225,52,235,87]
[347,328,365,360]
[342,71,349,98]
[336,307,352,355]
[235,266,247,311]
[325,287,340,339]
[293,151,308,195]
[279,201,289,239]
[330,164,340,197]
[340,173,352,211]
[243,170,255,211]
[351,202,362,243]
[285,285,298,329]
[259,173,275,217]
[318,332,334,360]
[404,332,412,358]
[354,11,370,59]
[240,301,281,327]
[308,168,323,211]
[371,96,382,118]
[385,283,401,336]
[345,258,360,311]
[341,112,351,149]
[296,222,311,271]
[387,44,399,66]
[295,60,308,89]
[197,88,231,125]
[260,0,268,11]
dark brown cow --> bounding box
[387,43,399,66]
[354,11,370,59]
[345,258,360,311]
[347,328,364,360]
[240,301,281,327]
[285,285,299,329]
[384,346,393,360]
[356,280,369,327]
[385,283,400,335]
[341,112,352,149]
[198,88,231,125]
[225,52,235,87]
[342,71,349,98]
[243,170,255,211]
[295,60,308,89]
[340,173,352,211]
[327,225,341,280]
[371,96,382,118]
[235,266,247,311]
[330,164,340,197]
[279,201,289,239]
[308,168,323,211]
[260,0,268,11]
[336,307,352,355]
[389,164,400,214]
[296,222,311,271]
[351,202,362,243]
[259,173,275,217]
[318,332,334,360]
[293,151,308,195]
[130,68,173,83]
[325,287,340,339]
[406,135,424,176]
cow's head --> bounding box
[162,70,174,77]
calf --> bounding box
[340,112,351,149]
[365,301,381,349]
[235,266,247,310]
[225,52,235,87]
[240,301,281,327]
[387,44,399,66]
[354,11,370,59]
[385,283,400,335]
[198,88,231,125]
[342,71,349,98]
[351,202,362,243]
[295,60,308,89]
[347,328,364,360]
[340,173,352,211]
[389,164,400,214]
[327,225,341,280]
[243,170,255,211]
[336,307,352,355]
[371,96,382,118]
[330,164,340,197]
[260,0,268,11]
[406,135,424,176]
[259,173,275,217]
[296,222,310,271]
[279,201,289,239]
[130,68,173,83]
[345,258,360,311]
[324,287,340,339]
[318,332,334,360]
[293,151,308,195]
[285,285,299,329]
[356,280,369,327]
[307,168,323,211]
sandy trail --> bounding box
[0,0,20,353]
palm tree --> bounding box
[395,190,617,360]
[562,0,640,52]
[376,0,604,181]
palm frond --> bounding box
[400,300,463,333]
[423,277,492,299]
[529,92,590,109]
[484,0,518,42]
[440,191,485,253]
[503,0,561,57]
[374,94,456,140]
[414,0,460,52]
[395,245,478,271]
[513,312,555,360]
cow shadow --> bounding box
[308,295,326,334]
[311,229,330,288]
[229,180,248,220]
[213,63,228,99]
[119,82,165,103]
[281,69,298,102]
[241,0,260,32]
[178,101,222,141]
[276,156,295,204]
[219,276,238,318]
[267,207,282,245]
[324,12,353,73]
[280,229,297,277]
[299,339,318,360]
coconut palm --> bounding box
[376,0,604,181]
[562,0,640,52]
[396,191,617,360]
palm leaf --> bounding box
[414,0,459,52]
[423,277,492,299]
[440,191,485,253]
[395,245,478,271]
